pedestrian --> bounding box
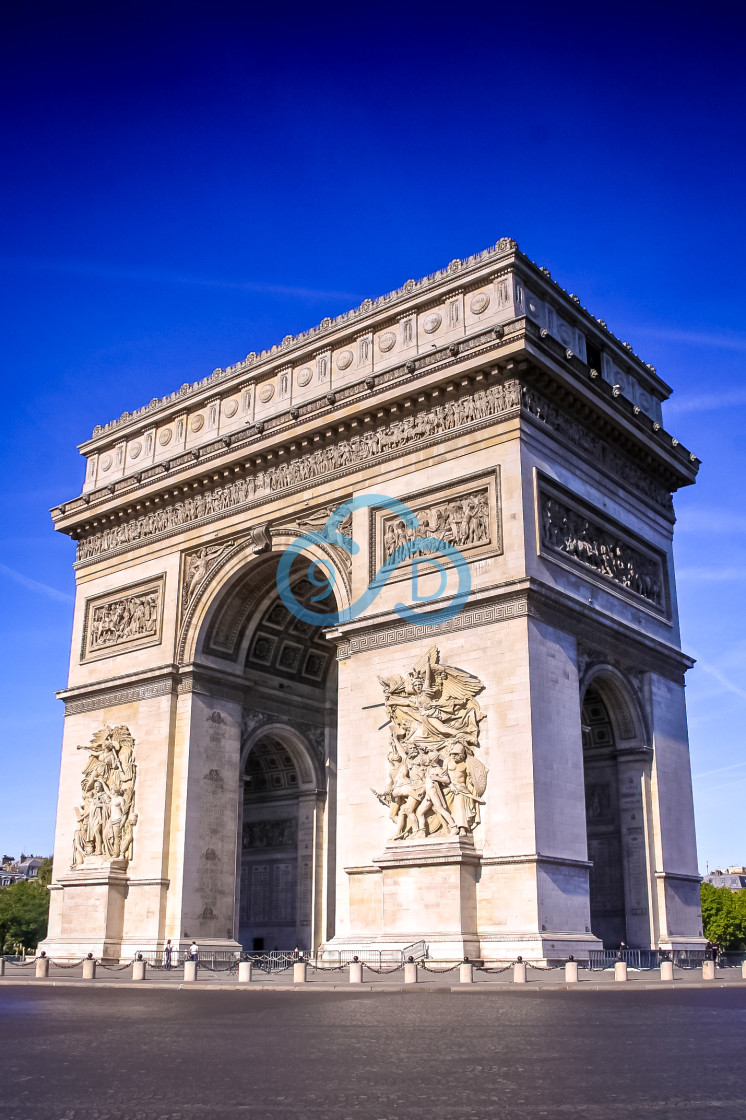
[189,940,199,970]
[164,939,172,970]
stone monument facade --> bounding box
[42,239,705,960]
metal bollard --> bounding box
[349,961,363,984]
[660,960,674,981]
[513,959,527,984]
[614,961,627,982]
[742,961,746,980]
[238,961,252,983]
[82,957,96,980]
[0,958,5,978]
[132,959,147,981]
[459,962,474,984]
[702,960,715,980]
[35,956,50,979]
[404,960,418,984]
[183,960,198,982]
[293,961,307,983]
[565,961,579,983]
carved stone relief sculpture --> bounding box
[539,487,666,611]
[381,487,491,564]
[76,378,522,561]
[372,646,488,841]
[181,543,234,613]
[71,725,138,868]
[82,578,164,660]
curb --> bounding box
[1,978,745,993]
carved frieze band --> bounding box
[81,576,165,662]
[75,378,522,563]
[63,676,175,716]
[522,385,672,512]
[336,594,531,659]
[538,479,668,615]
[370,470,502,585]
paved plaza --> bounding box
[1,985,745,1119]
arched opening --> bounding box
[187,545,341,954]
[239,733,308,950]
[581,673,652,949]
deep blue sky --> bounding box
[1,1,744,869]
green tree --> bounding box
[700,882,746,951]
[0,871,51,954]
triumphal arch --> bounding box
[43,238,705,961]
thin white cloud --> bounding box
[630,325,746,354]
[689,652,746,703]
[676,510,746,535]
[677,567,746,582]
[695,774,746,797]
[667,389,746,414]
[0,254,360,304]
[693,761,746,780]
[0,562,73,603]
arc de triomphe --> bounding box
[42,238,705,961]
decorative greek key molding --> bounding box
[81,575,165,662]
[62,675,175,716]
[335,593,531,658]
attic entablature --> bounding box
[76,240,671,462]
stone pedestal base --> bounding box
[41,861,130,961]
[330,835,482,961]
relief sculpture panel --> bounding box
[71,724,137,868]
[372,471,501,583]
[81,576,164,661]
[538,483,666,612]
[372,646,488,840]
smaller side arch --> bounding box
[240,720,323,790]
[580,663,649,747]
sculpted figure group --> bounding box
[71,725,137,868]
[77,379,521,561]
[88,591,159,651]
[382,490,491,562]
[373,647,488,841]
[540,494,664,607]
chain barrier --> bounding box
[49,960,87,970]
[526,962,565,971]
[97,961,136,972]
[3,958,38,968]
[419,962,462,973]
[308,963,347,972]
[475,963,513,973]
[197,961,239,973]
[363,963,405,974]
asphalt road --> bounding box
[1,987,745,1119]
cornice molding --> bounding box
[76,239,672,453]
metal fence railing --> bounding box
[587,949,712,970]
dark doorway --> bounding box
[582,686,627,948]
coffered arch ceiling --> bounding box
[199,552,337,690]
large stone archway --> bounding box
[44,240,705,961]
